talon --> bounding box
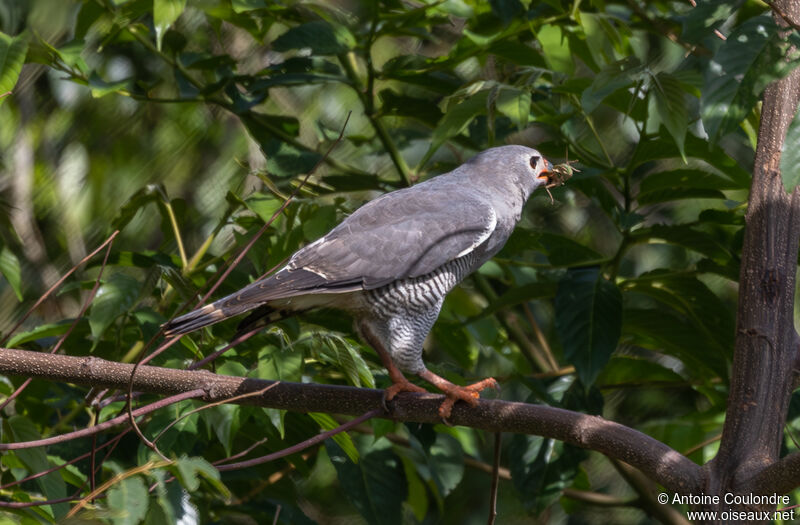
[382,378,428,413]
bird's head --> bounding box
[531,153,555,189]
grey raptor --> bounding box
[164,145,555,418]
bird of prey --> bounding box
[164,145,555,418]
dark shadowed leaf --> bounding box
[597,356,685,387]
[631,224,732,262]
[623,308,728,380]
[4,416,68,520]
[555,267,622,387]
[650,72,689,161]
[327,437,407,525]
[581,57,643,114]
[509,433,586,513]
[272,20,355,55]
[701,15,800,143]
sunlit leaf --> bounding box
[89,273,141,341]
[309,412,359,463]
[0,245,22,301]
[154,0,186,51]
[0,31,28,107]
[107,475,149,525]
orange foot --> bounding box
[419,370,500,420]
[382,378,428,411]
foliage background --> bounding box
[1,0,799,523]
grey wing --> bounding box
[163,185,496,335]
[230,185,497,301]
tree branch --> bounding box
[0,347,701,494]
[708,0,800,499]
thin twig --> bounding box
[153,384,279,445]
[0,230,120,347]
[216,408,382,471]
[0,389,205,450]
[0,231,119,412]
[487,432,502,525]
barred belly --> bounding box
[356,254,477,373]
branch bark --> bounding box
[0,347,701,494]
[706,0,800,512]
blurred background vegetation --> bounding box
[0,0,798,523]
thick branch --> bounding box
[749,451,800,495]
[0,347,701,494]
[709,0,800,496]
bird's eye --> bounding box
[529,155,541,169]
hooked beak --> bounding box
[537,160,554,185]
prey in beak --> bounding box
[539,157,578,204]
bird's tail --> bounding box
[162,295,262,336]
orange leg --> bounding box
[359,321,498,419]
[418,369,499,419]
[360,323,427,410]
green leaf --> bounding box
[243,192,283,224]
[302,205,337,241]
[326,437,406,525]
[640,169,742,193]
[263,140,321,178]
[474,282,557,319]
[622,270,734,353]
[421,89,489,165]
[555,267,622,387]
[309,412,359,463]
[650,72,688,161]
[631,134,752,187]
[495,87,531,129]
[154,0,186,51]
[701,15,799,143]
[408,432,464,498]
[232,0,268,12]
[4,416,68,520]
[680,0,736,45]
[316,334,375,388]
[272,21,355,55]
[170,455,229,498]
[509,434,585,513]
[7,321,76,347]
[87,71,130,98]
[107,475,149,525]
[581,56,643,114]
[537,24,573,74]
[89,273,141,341]
[0,31,28,107]
[112,184,162,231]
[623,308,728,379]
[781,104,800,192]
[202,404,240,456]
[256,344,303,382]
[597,356,685,387]
[0,245,22,301]
[631,224,732,262]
